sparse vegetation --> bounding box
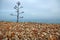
[10,1,24,23]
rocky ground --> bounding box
[0,22,60,40]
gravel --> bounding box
[0,22,60,40]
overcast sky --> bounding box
[0,0,60,23]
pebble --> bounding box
[0,22,60,40]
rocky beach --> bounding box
[0,22,60,40]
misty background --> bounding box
[0,0,60,23]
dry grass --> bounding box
[0,22,60,40]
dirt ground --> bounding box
[0,22,60,40]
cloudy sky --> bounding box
[0,0,60,23]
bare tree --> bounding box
[10,1,24,22]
